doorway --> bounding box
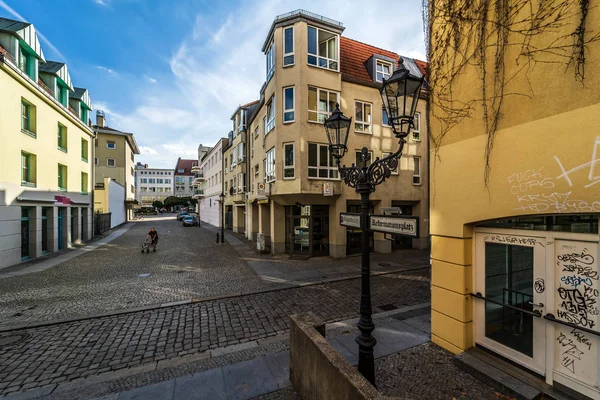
[285,205,329,257]
[57,208,64,250]
[474,231,546,374]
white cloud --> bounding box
[95,0,109,6]
[139,146,159,156]
[0,0,68,61]
[98,0,426,169]
[96,65,117,75]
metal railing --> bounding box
[274,9,344,27]
[470,292,541,318]
[544,313,600,337]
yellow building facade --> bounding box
[428,1,600,397]
[237,10,429,257]
[0,18,94,269]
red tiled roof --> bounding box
[413,59,428,77]
[340,37,429,86]
[174,158,198,176]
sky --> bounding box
[0,0,426,168]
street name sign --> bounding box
[339,213,361,229]
[369,215,419,238]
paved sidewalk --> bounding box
[0,224,133,279]
[74,304,431,400]
[205,224,430,286]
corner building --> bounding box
[428,1,600,398]
[0,18,94,269]
[241,10,429,257]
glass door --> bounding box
[292,206,311,255]
[57,208,64,250]
[475,231,547,375]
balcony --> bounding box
[192,189,205,199]
[193,172,205,184]
[191,165,201,173]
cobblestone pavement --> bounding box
[0,270,429,396]
[0,217,268,328]
[376,343,508,400]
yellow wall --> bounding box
[95,133,136,199]
[428,0,600,353]
[0,62,94,200]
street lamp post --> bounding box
[219,192,225,243]
[323,67,424,387]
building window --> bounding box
[107,158,116,167]
[107,141,116,149]
[175,176,184,184]
[266,96,275,133]
[80,107,88,124]
[141,178,148,183]
[266,40,275,81]
[265,147,275,183]
[254,126,259,138]
[81,172,88,194]
[355,150,373,168]
[21,152,36,187]
[283,87,295,123]
[238,172,246,193]
[18,46,32,78]
[57,123,68,151]
[382,107,390,127]
[21,99,36,136]
[308,87,339,123]
[382,152,399,175]
[355,101,372,134]
[81,139,89,161]
[94,157,99,166]
[307,26,339,71]
[238,142,245,162]
[308,143,338,179]
[412,112,421,141]
[58,164,67,191]
[413,156,421,185]
[376,60,392,82]
[284,143,294,179]
[283,26,294,66]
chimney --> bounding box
[96,110,106,128]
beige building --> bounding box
[0,17,94,269]
[195,138,227,227]
[238,10,429,257]
[427,1,600,398]
[92,110,140,220]
[223,102,259,232]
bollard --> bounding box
[216,233,220,243]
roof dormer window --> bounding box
[18,46,34,79]
[376,60,392,82]
[307,26,339,71]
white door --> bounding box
[474,230,547,375]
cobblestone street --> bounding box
[0,217,268,328]
[0,269,429,395]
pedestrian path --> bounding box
[88,306,431,400]
[0,224,133,279]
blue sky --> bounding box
[1,0,426,168]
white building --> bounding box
[134,163,174,206]
[193,139,226,227]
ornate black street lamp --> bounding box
[323,67,424,387]
[219,192,225,243]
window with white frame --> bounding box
[233,175,237,194]
[238,142,245,162]
[237,110,245,132]
[254,126,259,138]
[266,40,275,80]
[376,60,392,82]
[412,112,421,141]
[283,87,294,123]
[413,156,421,185]
[355,101,372,133]
[307,26,338,71]
[265,147,275,183]
[283,26,294,66]
[284,143,294,179]
[237,172,246,193]
[107,158,116,167]
[382,152,398,175]
[308,87,339,123]
[266,96,275,133]
[107,141,116,149]
[308,143,338,179]
[231,149,236,168]
[225,157,228,173]
[355,150,373,168]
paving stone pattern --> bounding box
[0,270,429,396]
[376,343,508,400]
[0,218,268,328]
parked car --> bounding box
[177,211,189,221]
[182,216,198,227]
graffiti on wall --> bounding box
[508,137,600,213]
[555,241,599,386]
